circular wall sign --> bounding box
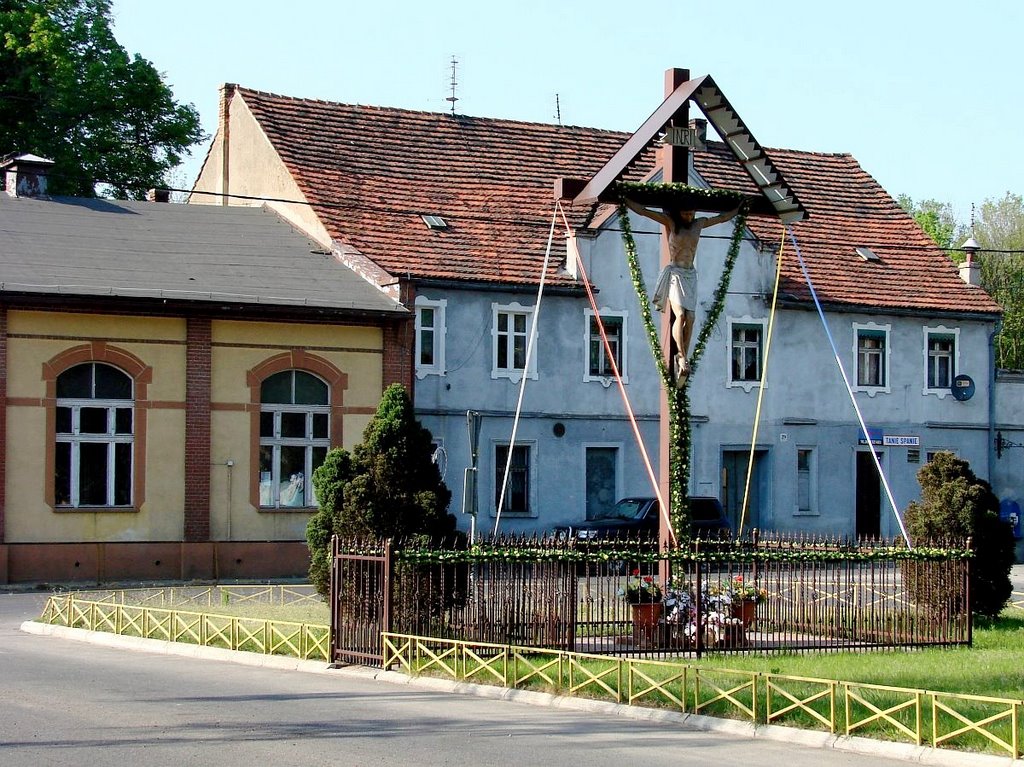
[951,374,975,401]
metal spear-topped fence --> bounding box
[330,533,971,667]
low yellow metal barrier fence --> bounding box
[382,632,1024,758]
[68,584,321,609]
[39,594,330,661]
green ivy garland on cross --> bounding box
[613,182,749,542]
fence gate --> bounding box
[329,537,390,667]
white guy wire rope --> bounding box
[739,237,785,536]
[493,204,559,536]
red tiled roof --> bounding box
[694,145,1001,315]
[238,87,1000,316]
[238,87,647,289]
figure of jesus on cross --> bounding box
[625,199,740,386]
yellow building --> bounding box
[0,154,408,584]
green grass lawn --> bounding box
[192,600,330,625]
[687,608,1024,700]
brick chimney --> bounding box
[1,153,55,198]
[219,83,237,206]
[146,188,170,203]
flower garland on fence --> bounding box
[390,543,972,566]
[613,182,749,540]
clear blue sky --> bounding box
[111,0,1020,227]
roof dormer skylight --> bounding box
[421,214,448,230]
[855,247,880,262]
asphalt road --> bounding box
[0,591,970,767]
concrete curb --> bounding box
[21,620,1024,766]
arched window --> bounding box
[55,363,134,507]
[259,370,330,508]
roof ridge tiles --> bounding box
[236,85,634,137]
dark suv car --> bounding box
[556,496,732,541]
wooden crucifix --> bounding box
[555,67,806,553]
[656,67,690,553]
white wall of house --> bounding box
[413,280,661,535]
[414,203,1005,541]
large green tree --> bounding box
[897,194,964,258]
[306,384,457,597]
[974,193,1024,370]
[974,192,1024,254]
[0,0,204,197]
[901,192,1024,370]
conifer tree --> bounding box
[306,384,456,596]
[904,452,1013,620]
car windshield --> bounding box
[691,500,721,521]
[593,499,648,521]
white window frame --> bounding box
[794,446,818,516]
[726,316,767,392]
[55,365,135,508]
[922,325,959,398]
[926,448,958,463]
[414,296,447,379]
[259,371,331,510]
[491,301,537,381]
[492,440,537,518]
[583,308,628,385]
[853,322,891,395]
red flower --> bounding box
[643,576,653,583]
[632,568,640,576]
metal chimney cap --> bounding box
[961,236,981,251]
[0,152,54,169]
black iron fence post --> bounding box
[965,536,973,647]
[329,534,338,664]
[383,538,394,639]
[694,539,703,659]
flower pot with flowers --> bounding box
[619,570,663,646]
[665,580,746,648]
[663,579,696,648]
[711,575,767,629]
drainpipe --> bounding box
[961,234,999,484]
[988,318,1001,483]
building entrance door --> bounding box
[856,451,883,538]
[722,449,767,534]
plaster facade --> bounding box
[418,202,1003,541]
[0,309,386,582]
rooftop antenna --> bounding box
[446,56,459,115]
[555,93,561,126]
[961,203,981,265]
